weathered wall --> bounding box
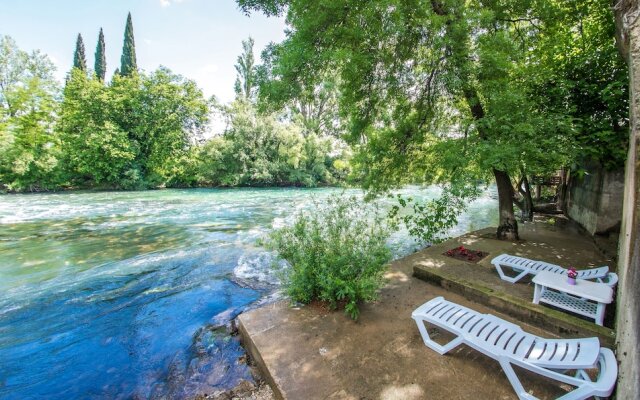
[614,0,640,398]
[566,166,625,235]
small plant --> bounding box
[567,267,578,279]
[266,195,392,320]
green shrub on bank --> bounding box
[267,195,392,320]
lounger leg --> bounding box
[533,284,542,304]
[506,364,600,400]
[414,319,463,355]
[553,369,598,400]
[495,264,529,283]
[595,303,606,326]
[498,358,538,400]
[555,385,595,400]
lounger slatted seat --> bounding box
[412,297,617,400]
[491,254,618,287]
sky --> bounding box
[0,0,287,104]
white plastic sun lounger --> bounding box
[491,254,618,287]
[412,297,617,400]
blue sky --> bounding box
[0,0,287,103]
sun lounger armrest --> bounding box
[599,272,618,288]
[591,348,618,397]
[411,296,446,319]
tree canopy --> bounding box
[0,35,60,191]
[238,0,628,240]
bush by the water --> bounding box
[267,195,392,320]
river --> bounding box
[0,187,497,399]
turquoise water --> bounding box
[0,187,497,399]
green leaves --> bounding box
[0,35,60,191]
[196,100,348,187]
[120,12,137,77]
[94,28,106,82]
[238,0,626,240]
[59,67,210,189]
[388,182,481,244]
[524,0,628,170]
[73,34,87,72]
[234,37,257,100]
[266,195,392,320]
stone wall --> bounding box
[615,1,640,397]
[566,166,625,235]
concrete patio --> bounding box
[238,220,617,399]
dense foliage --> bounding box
[267,195,392,319]
[196,100,349,187]
[525,0,629,170]
[0,29,348,191]
[239,0,629,239]
[59,67,210,189]
[0,35,60,191]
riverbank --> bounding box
[0,182,345,195]
[237,219,614,399]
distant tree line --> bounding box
[0,14,349,192]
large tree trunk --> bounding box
[431,1,519,241]
[513,175,534,222]
[521,175,534,222]
[494,168,519,240]
[613,1,640,399]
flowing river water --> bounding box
[0,187,497,399]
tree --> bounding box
[0,35,60,191]
[238,0,622,241]
[0,36,55,117]
[258,44,343,137]
[60,67,210,189]
[195,99,347,187]
[234,37,257,99]
[0,35,27,117]
[95,28,106,81]
[73,33,87,72]
[120,12,137,77]
[59,69,136,188]
[525,1,628,171]
[108,68,210,186]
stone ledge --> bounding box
[237,311,285,400]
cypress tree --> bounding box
[95,28,106,81]
[73,33,87,72]
[120,12,137,76]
